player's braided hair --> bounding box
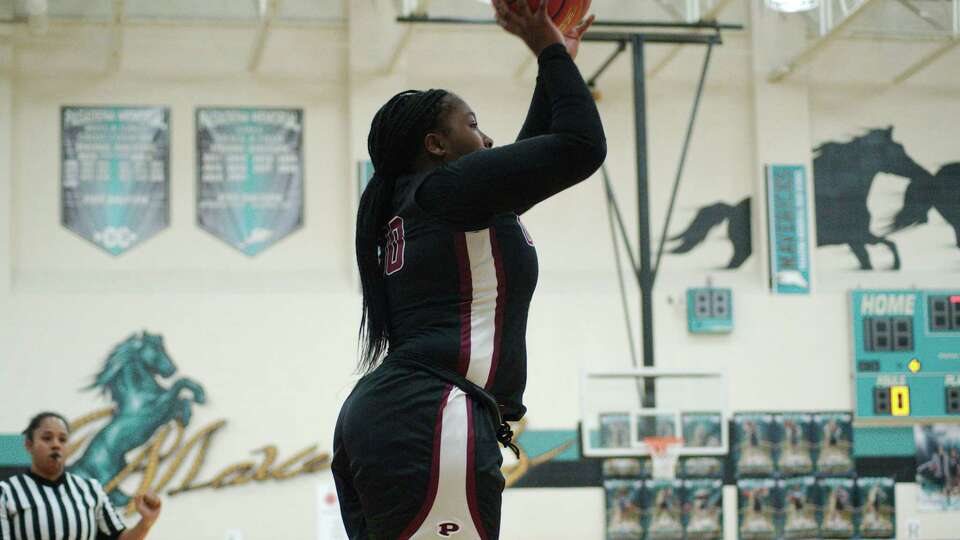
[23,411,70,441]
[356,89,451,373]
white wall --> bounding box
[1,2,960,538]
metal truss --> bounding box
[771,0,959,83]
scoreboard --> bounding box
[852,290,960,423]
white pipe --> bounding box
[107,0,125,72]
[818,0,830,36]
[25,0,48,36]
[385,0,431,73]
[954,0,959,35]
[247,0,280,73]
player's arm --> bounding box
[516,9,593,143]
[417,43,605,226]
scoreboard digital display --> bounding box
[851,290,960,424]
[928,295,960,332]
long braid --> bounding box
[356,89,450,373]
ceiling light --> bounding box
[765,0,819,13]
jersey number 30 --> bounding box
[385,216,405,275]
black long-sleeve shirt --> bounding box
[384,43,606,420]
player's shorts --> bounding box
[332,359,505,539]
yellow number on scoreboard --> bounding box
[891,386,911,416]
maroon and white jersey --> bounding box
[384,173,539,421]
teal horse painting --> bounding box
[70,332,206,505]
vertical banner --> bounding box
[765,164,811,294]
[61,106,170,255]
[196,108,303,256]
[357,160,374,205]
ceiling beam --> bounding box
[893,0,948,32]
[386,0,431,72]
[768,0,882,82]
[247,0,281,73]
[892,37,959,84]
[648,0,736,78]
[107,0,125,72]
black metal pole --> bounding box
[602,166,640,276]
[587,41,627,89]
[652,41,715,284]
[631,35,656,408]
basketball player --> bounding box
[332,1,605,538]
[0,412,162,540]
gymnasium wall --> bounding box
[1,2,959,539]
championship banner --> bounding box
[61,106,170,255]
[196,108,303,256]
[765,164,812,294]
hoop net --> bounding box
[644,436,683,480]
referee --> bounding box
[1,412,162,540]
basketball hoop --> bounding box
[644,436,683,480]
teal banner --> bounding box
[61,106,170,255]
[357,160,374,204]
[197,108,303,256]
[765,164,811,294]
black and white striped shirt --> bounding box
[0,471,126,540]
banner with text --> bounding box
[765,164,812,294]
[61,106,170,255]
[197,108,303,256]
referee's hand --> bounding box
[134,492,162,525]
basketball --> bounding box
[506,0,592,32]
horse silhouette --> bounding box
[70,332,206,506]
[667,198,751,269]
[813,126,932,269]
[889,162,960,248]
[667,127,935,270]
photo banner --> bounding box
[765,164,812,294]
[915,424,960,511]
[61,106,170,255]
[196,108,303,256]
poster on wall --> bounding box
[914,424,960,511]
[643,479,684,540]
[737,479,777,540]
[812,412,853,477]
[604,479,644,540]
[61,106,170,255]
[777,477,818,539]
[819,477,856,538]
[196,107,303,256]
[733,413,775,478]
[765,164,811,294]
[774,413,813,476]
[856,477,895,538]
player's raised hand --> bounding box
[562,14,595,60]
[492,0,564,56]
